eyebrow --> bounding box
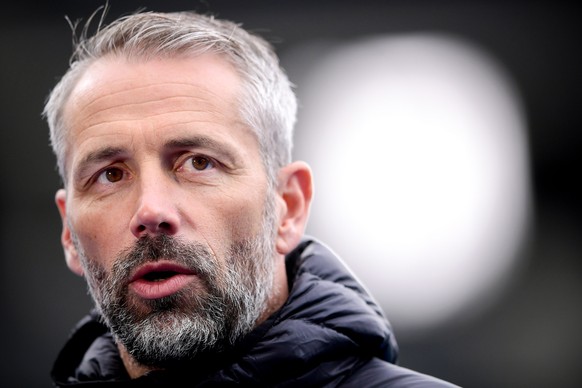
[81,146,126,164]
[75,146,127,180]
[164,135,241,165]
[72,135,242,182]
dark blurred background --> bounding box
[1,1,581,387]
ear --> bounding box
[275,161,313,255]
[55,189,84,276]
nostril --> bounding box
[131,210,178,236]
[159,221,171,230]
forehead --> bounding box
[62,54,258,173]
[64,53,243,127]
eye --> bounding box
[189,155,214,171]
[175,154,218,178]
[97,167,124,184]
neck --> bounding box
[258,253,289,322]
[118,344,157,379]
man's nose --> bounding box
[129,177,180,238]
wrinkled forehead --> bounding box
[60,54,257,175]
[65,53,243,118]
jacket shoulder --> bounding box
[341,358,460,387]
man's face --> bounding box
[56,54,280,365]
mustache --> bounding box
[112,235,218,286]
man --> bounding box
[45,10,457,386]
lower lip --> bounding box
[129,274,198,300]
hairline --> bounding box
[44,11,295,189]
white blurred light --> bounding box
[292,35,531,334]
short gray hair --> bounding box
[43,10,297,185]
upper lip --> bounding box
[129,261,197,283]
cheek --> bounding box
[69,202,131,266]
[201,187,269,244]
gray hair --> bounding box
[43,10,297,185]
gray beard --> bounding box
[73,196,277,368]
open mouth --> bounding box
[129,262,198,299]
[142,270,180,282]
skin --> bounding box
[54,53,313,378]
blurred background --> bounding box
[1,1,580,386]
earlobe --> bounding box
[55,189,84,276]
[275,161,313,255]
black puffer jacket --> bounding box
[52,238,458,387]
